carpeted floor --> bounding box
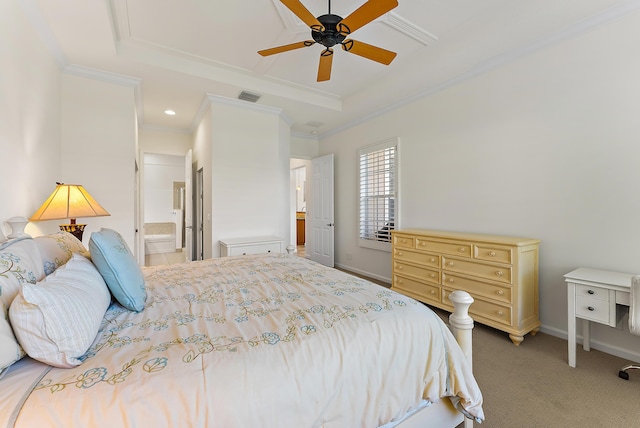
[433,306,640,427]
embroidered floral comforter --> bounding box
[4,254,483,427]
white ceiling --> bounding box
[26,0,639,136]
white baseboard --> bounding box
[540,324,640,363]
[334,262,391,286]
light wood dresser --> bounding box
[391,229,540,345]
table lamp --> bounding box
[30,182,110,241]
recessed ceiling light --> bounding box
[164,109,176,116]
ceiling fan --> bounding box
[259,0,399,82]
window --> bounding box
[358,138,397,251]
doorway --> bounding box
[142,153,186,266]
[290,159,310,256]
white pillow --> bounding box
[0,299,24,377]
[0,237,45,309]
[9,254,110,368]
[33,232,88,275]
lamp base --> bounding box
[59,224,86,241]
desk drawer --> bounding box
[575,296,610,324]
[575,284,608,301]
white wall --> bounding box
[60,74,137,248]
[320,11,640,358]
[0,0,61,236]
[139,128,192,156]
[209,97,291,258]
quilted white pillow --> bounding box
[9,254,110,368]
[33,232,88,275]
[0,237,45,309]
[0,299,24,378]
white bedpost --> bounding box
[448,290,475,428]
[448,290,475,366]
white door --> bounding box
[184,149,193,261]
[309,154,334,267]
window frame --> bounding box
[357,138,399,252]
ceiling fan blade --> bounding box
[337,0,398,35]
[342,39,396,65]
[317,48,334,82]
[280,0,324,31]
[258,40,316,56]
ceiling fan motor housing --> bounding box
[312,14,347,48]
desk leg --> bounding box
[568,282,577,367]
[582,319,590,351]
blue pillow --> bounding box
[89,228,146,312]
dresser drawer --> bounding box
[442,273,511,305]
[474,244,513,265]
[393,275,440,304]
[415,238,472,258]
[394,249,439,268]
[394,235,415,249]
[442,256,512,284]
[575,296,610,324]
[444,289,512,326]
[394,262,440,285]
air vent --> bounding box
[238,91,261,103]
[305,121,324,128]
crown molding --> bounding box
[380,12,439,46]
[63,64,143,126]
[190,93,293,132]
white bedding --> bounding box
[1,254,483,427]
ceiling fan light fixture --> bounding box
[259,0,399,82]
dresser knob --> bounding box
[430,290,436,295]
[489,251,496,257]
[496,271,504,277]
[401,239,406,243]
[430,258,435,263]
[430,274,435,278]
[398,279,403,284]
[496,290,504,296]
[398,252,403,256]
[497,311,504,316]
[587,290,595,295]
[420,242,426,246]
[449,279,454,283]
[448,262,454,267]
[398,266,403,270]
[458,247,466,252]
[588,306,595,311]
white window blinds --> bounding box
[358,139,397,250]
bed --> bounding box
[0,227,484,427]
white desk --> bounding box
[565,268,633,367]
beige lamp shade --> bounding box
[30,183,110,222]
